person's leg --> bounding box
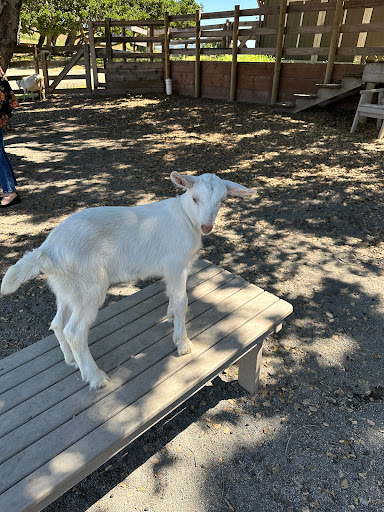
[0,128,18,206]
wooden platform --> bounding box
[0,260,293,512]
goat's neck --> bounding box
[179,192,200,234]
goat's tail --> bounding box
[1,248,43,296]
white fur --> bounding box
[16,74,45,101]
[1,172,256,390]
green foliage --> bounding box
[21,0,201,40]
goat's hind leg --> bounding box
[64,286,109,389]
[50,301,77,368]
[165,268,193,356]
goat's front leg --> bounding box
[165,268,192,356]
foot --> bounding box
[1,192,20,207]
[176,337,193,356]
[88,369,110,390]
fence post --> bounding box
[33,45,39,73]
[149,26,155,62]
[195,8,201,98]
[270,0,287,104]
[84,44,92,92]
[122,26,127,62]
[324,0,344,84]
[88,20,99,89]
[105,18,112,61]
[40,50,50,93]
[230,5,240,102]
[164,12,171,80]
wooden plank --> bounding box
[88,20,100,89]
[347,0,384,7]
[0,273,250,465]
[195,8,201,99]
[0,294,291,512]
[164,12,170,80]
[0,261,211,381]
[105,60,163,70]
[337,46,384,55]
[40,51,50,91]
[362,63,384,82]
[111,35,164,43]
[271,0,287,104]
[105,19,112,61]
[106,69,164,81]
[287,0,337,12]
[106,80,164,90]
[324,0,345,84]
[46,47,85,93]
[109,19,165,27]
[0,285,279,494]
[84,44,92,92]
[230,5,240,102]
[111,50,164,59]
[238,48,277,55]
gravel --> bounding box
[0,93,383,512]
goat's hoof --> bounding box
[89,370,110,390]
[176,337,193,356]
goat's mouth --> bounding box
[200,224,213,235]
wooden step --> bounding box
[292,76,362,113]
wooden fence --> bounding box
[89,0,383,102]
[7,44,92,96]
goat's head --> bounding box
[170,172,257,236]
[16,80,22,89]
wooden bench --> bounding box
[0,260,293,512]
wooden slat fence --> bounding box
[90,1,383,101]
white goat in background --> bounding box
[1,172,256,390]
[16,73,45,101]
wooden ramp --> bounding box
[0,260,292,512]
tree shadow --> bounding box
[1,94,383,511]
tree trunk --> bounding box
[0,0,23,71]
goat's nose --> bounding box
[201,224,213,235]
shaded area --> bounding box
[0,94,383,512]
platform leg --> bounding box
[238,341,263,394]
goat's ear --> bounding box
[224,180,257,197]
[170,172,197,190]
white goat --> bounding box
[16,73,45,101]
[1,172,256,390]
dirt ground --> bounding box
[0,94,383,512]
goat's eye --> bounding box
[193,197,199,204]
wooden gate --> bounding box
[89,18,167,95]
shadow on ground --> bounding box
[1,94,383,512]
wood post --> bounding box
[230,5,240,102]
[195,8,201,98]
[164,12,170,80]
[122,26,127,62]
[105,18,112,61]
[40,50,49,93]
[270,0,287,104]
[238,342,264,394]
[33,45,39,73]
[149,26,154,62]
[324,0,344,84]
[88,20,99,89]
[84,44,92,93]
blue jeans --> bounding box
[0,128,17,193]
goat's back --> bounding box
[42,202,200,283]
